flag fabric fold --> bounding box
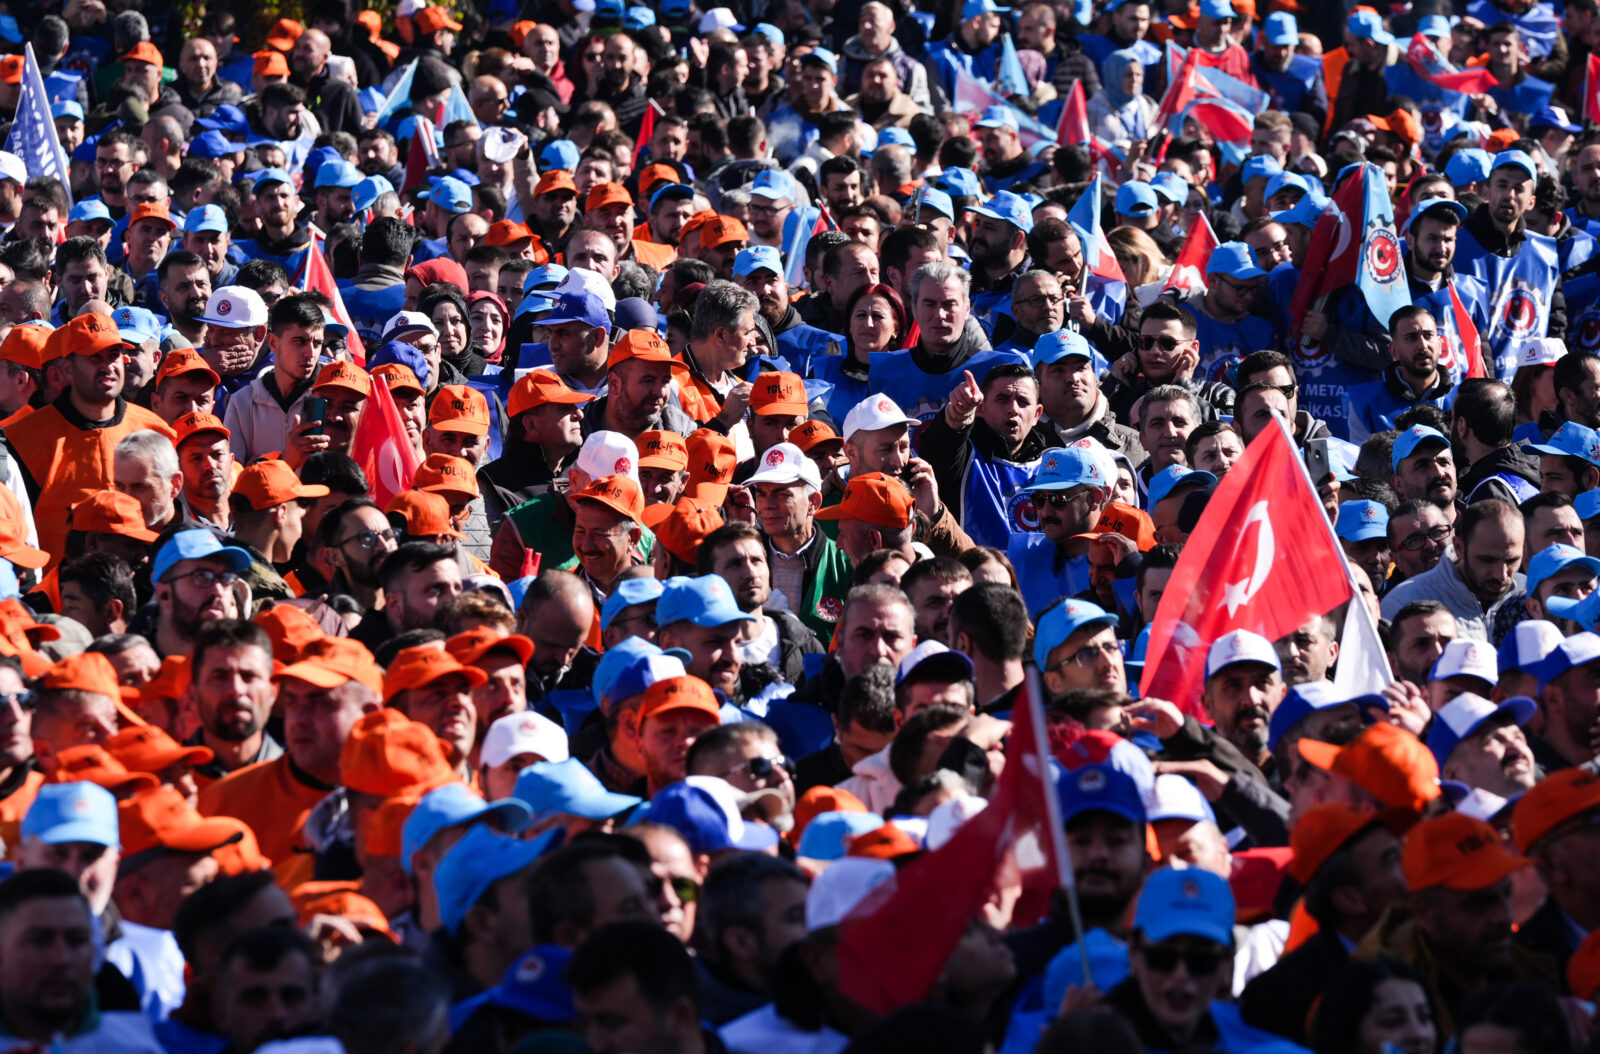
[633,100,662,167]
[952,66,1058,148]
[1404,34,1501,97]
[293,236,368,367]
[349,375,421,508]
[5,45,71,206]
[998,34,1031,98]
[1285,164,1369,341]
[1163,213,1219,295]
[1586,53,1600,125]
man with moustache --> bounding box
[733,248,843,380]
[1006,447,1123,618]
[1382,499,1525,641]
[144,531,251,659]
[185,620,282,785]
[173,411,235,533]
[657,576,759,704]
[156,251,213,347]
[1388,424,1460,518]
[316,498,397,614]
[308,361,368,457]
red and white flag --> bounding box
[835,670,1069,1013]
[1055,79,1090,146]
[1586,53,1600,126]
[349,375,421,508]
[293,236,367,367]
[1139,417,1356,714]
[1163,212,1218,295]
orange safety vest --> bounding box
[198,754,328,891]
[0,769,44,851]
[631,239,677,270]
[1322,46,1351,137]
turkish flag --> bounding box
[294,236,367,367]
[1138,417,1354,715]
[1153,51,1200,138]
[349,374,421,508]
[1055,79,1090,146]
[1163,212,1218,295]
[1286,164,1365,341]
[836,670,1068,1013]
[1586,54,1600,125]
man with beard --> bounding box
[1389,499,1454,585]
[586,329,698,440]
[1275,616,1340,687]
[657,575,758,704]
[156,251,213,347]
[699,522,824,686]
[1428,693,1538,798]
[185,620,282,786]
[1567,142,1600,240]
[227,460,329,603]
[316,498,398,614]
[93,131,144,221]
[972,108,1050,195]
[1250,12,1326,125]
[310,160,360,233]
[1198,630,1288,778]
[289,28,363,135]
[680,279,758,432]
[183,206,238,289]
[1006,447,1116,618]
[0,658,42,850]
[349,541,463,652]
[173,412,235,533]
[580,32,650,137]
[734,247,842,379]
[309,361,368,457]
[480,370,593,523]
[964,190,1032,311]
[745,170,797,252]
[1034,597,1125,697]
[529,170,580,250]
[1346,307,1455,443]
[543,289,612,397]
[148,530,252,659]
[1388,424,1459,518]
[1382,499,1525,641]
[235,169,311,269]
[645,183,696,249]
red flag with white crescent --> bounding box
[349,374,421,508]
[1139,416,1354,715]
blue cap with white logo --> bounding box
[23,782,119,849]
[1529,421,1600,466]
[1057,763,1145,826]
[1336,500,1388,542]
[541,291,611,330]
[1425,692,1536,768]
[1491,149,1539,184]
[1025,447,1105,493]
[185,205,229,236]
[734,245,784,278]
[1032,329,1095,368]
[1526,543,1600,595]
[1135,867,1235,944]
[1390,424,1450,470]
[1147,466,1216,510]
[749,169,800,202]
[657,575,758,629]
[314,159,364,190]
[1033,599,1119,669]
[967,189,1034,234]
[112,305,161,346]
[421,176,473,214]
[1497,619,1564,674]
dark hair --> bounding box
[1390,598,1449,637]
[268,292,325,333]
[0,868,86,924]
[948,583,1028,663]
[190,618,272,677]
[219,925,317,977]
[59,554,136,623]
[23,176,69,216]
[157,249,207,285]
[1308,957,1437,1054]
[54,236,109,274]
[1458,497,1519,547]
[821,237,873,278]
[898,556,971,602]
[852,549,911,587]
[261,81,307,112]
[839,664,896,734]
[326,958,450,1054]
[172,870,279,963]
[360,216,415,269]
[1452,378,1514,448]
[378,541,459,592]
[888,704,971,785]
[237,258,291,291]
[1236,350,1293,388]
[841,1004,990,1054]
[1342,477,1399,510]
[567,920,701,1013]
[1140,300,1198,339]
[300,452,368,495]
[880,224,941,278]
[529,841,631,944]
[1454,981,1573,1054]
[699,853,806,953]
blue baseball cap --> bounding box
[304,146,341,179]
[1445,148,1493,188]
[1406,197,1469,233]
[649,182,695,211]
[975,105,1020,131]
[152,529,252,586]
[661,0,691,15]
[197,103,248,134]
[871,127,916,154]
[112,305,161,346]
[1199,0,1235,17]
[1390,424,1450,470]
[796,811,886,860]
[1150,172,1189,206]
[1347,9,1395,45]
[421,176,473,214]
[542,290,611,330]
[1578,488,1600,522]
[23,782,119,848]
[513,758,643,822]
[252,168,293,193]
[657,575,757,629]
[1057,763,1146,825]
[1033,598,1119,669]
[1526,543,1600,595]
[314,159,363,190]
[1263,171,1311,204]
[367,340,431,386]
[524,264,570,292]
[961,0,1011,17]
[936,167,984,198]
[1272,196,1324,229]
[614,297,656,332]
[593,637,664,705]
[749,169,799,203]
[400,783,531,875]
[1336,500,1388,542]
[184,205,229,235]
[643,776,782,853]
[1536,631,1600,687]
[1497,619,1564,674]
[1262,11,1297,44]
[1418,13,1452,37]
[734,245,784,278]
[1025,446,1106,493]
[1266,680,1369,752]
[754,22,785,44]
[1545,590,1600,631]
[51,100,84,122]
[967,189,1034,234]
[595,0,624,16]
[600,577,664,632]
[448,167,482,188]
[1134,867,1235,944]
[539,139,580,172]
[1491,149,1539,185]
[1115,181,1159,217]
[1426,692,1536,768]
[352,174,394,213]
[69,199,112,225]
[1530,106,1582,135]
[1206,242,1267,280]
[1032,329,1095,368]
[800,47,838,73]
[435,824,563,933]
[449,945,575,1033]
[1147,466,1216,509]
[1241,154,1283,186]
[897,640,976,686]
[910,186,955,222]
[1529,421,1600,466]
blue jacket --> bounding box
[1344,365,1456,443]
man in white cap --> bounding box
[1200,629,1288,775]
[748,442,852,643]
[195,285,270,401]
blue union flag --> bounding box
[3,45,70,204]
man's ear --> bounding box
[104,598,125,627]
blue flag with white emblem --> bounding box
[1355,164,1408,331]
[4,46,70,206]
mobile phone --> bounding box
[1304,437,1331,482]
[304,397,327,437]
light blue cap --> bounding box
[875,126,916,151]
[51,100,84,122]
[639,779,781,853]
[593,637,662,705]
[400,783,531,875]
[1445,148,1493,187]
[1241,154,1283,185]
[1263,171,1311,203]
[152,528,252,585]
[69,199,112,224]
[1032,329,1095,368]
[359,86,386,114]
[649,182,695,210]
[314,159,363,190]
[23,782,119,849]
[513,758,642,823]
[1491,149,1539,184]
[252,168,293,192]
[1025,446,1106,493]
[352,174,394,213]
[184,204,229,235]
[796,812,886,860]
[801,47,838,73]
[1406,196,1468,232]
[1272,197,1324,228]
[975,105,1020,131]
[656,574,758,628]
[1418,14,1452,37]
[1525,543,1600,595]
[524,264,570,292]
[749,169,800,202]
[961,0,1011,16]
[190,131,239,160]
[197,103,248,133]
[910,186,955,221]
[1576,488,1600,521]
[1347,8,1395,45]
[1528,420,1600,466]
[1199,0,1235,18]
[754,22,785,44]
[624,5,656,27]
[1336,500,1388,542]
[967,189,1034,233]
[111,305,161,346]
[1150,171,1189,205]
[937,167,984,197]
[421,175,473,213]
[1206,242,1267,280]
[1115,181,1159,217]
[1033,598,1119,669]
[1390,424,1450,470]
[435,824,563,933]
[1262,11,1297,44]
[734,245,784,278]
[1135,866,1235,944]
[1545,591,1600,632]
[1147,466,1216,509]
[539,139,580,171]
[599,576,664,632]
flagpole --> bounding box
[1025,667,1096,990]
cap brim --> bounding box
[1139,912,1234,945]
[34,822,118,848]
[637,455,688,471]
[0,542,50,569]
[565,787,644,819]
[1296,737,1343,771]
[732,819,781,851]
[275,661,351,688]
[152,819,247,854]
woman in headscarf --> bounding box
[1086,49,1159,151]
[466,291,511,366]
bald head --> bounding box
[77,298,114,317]
[519,570,596,678]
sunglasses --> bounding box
[1141,945,1227,976]
[336,527,399,551]
[0,692,34,712]
[735,755,795,781]
[1037,491,1087,509]
[648,874,701,905]
[1139,334,1184,352]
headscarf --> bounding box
[1100,49,1150,140]
[466,290,510,363]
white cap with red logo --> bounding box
[747,443,823,490]
[481,710,570,768]
[576,431,640,483]
[842,393,919,442]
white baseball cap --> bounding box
[746,442,823,490]
[576,431,640,482]
[197,285,269,329]
[923,796,986,850]
[482,127,522,165]
[481,710,570,769]
[555,266,617,311]
[842,393,919,442]
[698,6,744,32]
[397,0,426,16]
[0,152,27,185]
[1517,337,1565,369]
[382,310,439,341]
[1204,629,1281,679]
[1145,773,1217,824]
[1430,638,1497,685]
[805,855,896,930]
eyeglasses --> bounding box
[169,568,239,589]
[1017,293,1067,309]
[1141,945,1227,976]
[1139,334,1184,352]
[1037,490,1089,510]
[649,874,701,904]
[1399,524,1453,551]
[0,691,34,712]
[335,527,399,551]
[1060,640,1121,669]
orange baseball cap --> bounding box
[0,323,51,370]
[639,675,721,724]
[535,170,578,197]
[415,6,465,33]
[751,372,808,416]
[120,785,250,856]
[605,328,675,370]
[314,360,372,397]
[1402,811,1529,892]
[0,488,45,570]
[0,56,23,86]
[637,163,680,200]
[68,490,159,544]
[292,880,394,937]
[642,499,725,564]
[1297,723,1440,816]
[121,41,164,66]
[849,823,921,860]
[586,182,634,212]
[340,708,459,798]
[371,362,424,396]
[790,419,842,455]
[253,604,326,666]
[235,459,331,511]
[507,369,594,418]
[254,50,291,78]
[275,636,384,697]
[574,474,646,521]
[1286,803,1398,884]
[1083,500,1157,552]
[700,215,749,250]
[386,490,464,539]
[128,201,175,230]
[46,313,127,361]
[139,656,190,705]
[413,453,480,501]
[445,626,535,667]
[428,384,491,436]
[1511,767,1600,853]
[106,724,213,775]
[264,18,304,50]
[157,348,220,387]
[51,745,159,791]
[363,795,417,857]
[172,410,230,450]
[41,651,127,701]
[815,472,914,530]
[638,430,689,472]
[485,220,536,247]
[1485,128,1520,152]
[1571,929,1600,1000]
[685,429,737,506]
[383,642,489,702]
[791,784,867,845]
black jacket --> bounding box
[1459,442,1541,505]
[1514,896,1582,986]
[917,410,1055,526]
[1239,928,1349,1042]
[1159,714,1290,847]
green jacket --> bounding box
[505,491,655,570]
[783,530,853,643]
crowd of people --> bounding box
[0,0,1596,1051]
